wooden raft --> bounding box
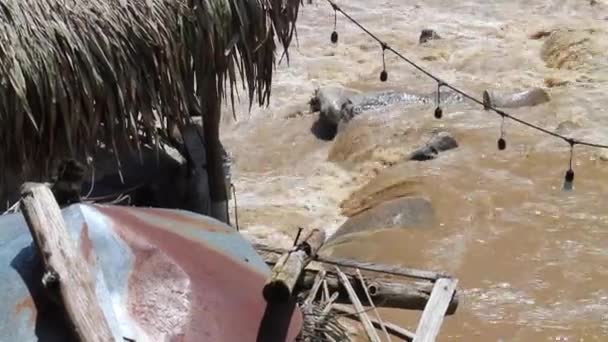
[259,238,460,342]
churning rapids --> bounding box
[222,1,608,341]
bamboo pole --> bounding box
[335,267,382,342]
[305,270,326,306]
[357,269,392,342]
[20,183,115,342]
[263,228,326,302]
[334,304,416,342]
[256,244,449,281]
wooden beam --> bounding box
[413,278,458,342]
[263,228,326,303]
[20,183,115,342]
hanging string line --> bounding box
[325,0,608,150]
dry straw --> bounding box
[0,0,302,188]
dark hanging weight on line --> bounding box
[380,70,388,82]
[434,106,443,119]
[497,138,506,150]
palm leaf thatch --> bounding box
[0,0,302,195]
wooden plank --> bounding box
[413,278,458,342]
[20,183,115,342]
[335,267,382,342]
[263,228,326,302]
[334,304,415,341]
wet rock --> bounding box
[309,86,361,126]
[419,29,441,44]
[328,196,436,245]
[483,88,551,109]
[341,166,425,217]
[409,131,458,161]
[328,114,418,167]
[311,87,464,142]
[529,30,553,40]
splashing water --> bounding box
[223,0,608,340]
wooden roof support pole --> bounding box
[20,183,115,342]
[203,82,230,224]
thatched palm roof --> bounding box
[0,0,301,189]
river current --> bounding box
[222,1,608,340]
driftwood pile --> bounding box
[257,228,460,342]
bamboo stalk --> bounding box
[333,304,415,342]
[256,244,449,281]
[357,269,392,342]
[263,228,326,302]
[305,270,327,306]
[335,267,382,342]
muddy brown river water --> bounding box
[222,1,608,340]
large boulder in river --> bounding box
[310,86,361,126]
[328,196,436,245]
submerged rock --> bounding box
[409,131,459,161]
[328,196,436,245]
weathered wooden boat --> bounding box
[0,203,303,341]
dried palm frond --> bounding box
[299,301,351,342]
[0,0,302,195]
